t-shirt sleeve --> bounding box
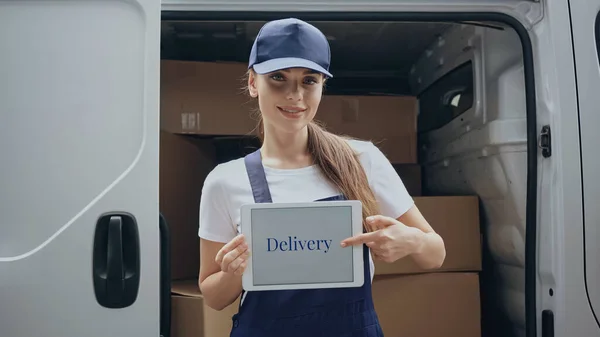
[197,167,237,243]
[365,142,415,219]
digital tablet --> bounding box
[239,200,364,291]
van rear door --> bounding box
[0,0,161,336]
[568,0,600,333]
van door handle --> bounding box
[106,216,125,299]
[93,212,140,308]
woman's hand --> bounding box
[215,234,251,276]
[340,207,446,269]
[341,215,424,262]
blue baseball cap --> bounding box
[248,18,333,78]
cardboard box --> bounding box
[172,274,481,337]
[160,131,217,280]
[319,95,417,164]
[160,60,417,163]
[374,196,482,275]
[171,280,240,337]
[160,132,244,337]
[160,60,259,136]
[372,135,417,165]
[392,164,422,196]
[372,273,481,337]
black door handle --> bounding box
[106,216,125,300]
[159,212,171,337]
[93,212,140,308]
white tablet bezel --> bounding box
[240,200,364,291]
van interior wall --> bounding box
[412,23,528,337]
[159,19,527,337]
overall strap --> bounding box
[239,149,273,312]
[243,149,273,204]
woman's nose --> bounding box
[286,83,303,101]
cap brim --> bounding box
[252,57,333,78]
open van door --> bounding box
[568,0,600,333]
[0,1,161,336]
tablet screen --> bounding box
[250,205,354,286]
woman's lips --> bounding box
[277,106,306,118]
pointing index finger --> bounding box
[340,231,381,247]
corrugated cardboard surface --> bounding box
[160,60,259,136]
[160,131,217,280]
[319,95,417,164]
[160,60,417,163]
[171,280,240,337]
[172,274,481,337]
[374,196,482,275]
[371,135,417,164]
[318,95,416,139]
[372,273,481,337]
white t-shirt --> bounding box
[198,139,414,280]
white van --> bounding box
[1,0,599,336]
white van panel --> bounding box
[527,0,600,336]
[410,1,600,334]
[0,0,161,336]
[569,0,600,331]
[161,0,542,29]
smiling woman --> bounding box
[248,68,325,135]
[196,17,445,337]
[246,64,384,230]
[264,70,321,117]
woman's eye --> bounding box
[270,74,284,81]
[304,77,318,85]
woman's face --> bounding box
[248,67,325,135]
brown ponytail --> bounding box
[244,70,380,232]
[306,121,380,232]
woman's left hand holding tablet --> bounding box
[215,234,251,276]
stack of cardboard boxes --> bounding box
[371,196,482,337]
[159,60,483,337]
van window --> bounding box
[417,61,474,133]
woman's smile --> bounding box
[277,105,307,119]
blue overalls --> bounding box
[229,149,384,337]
